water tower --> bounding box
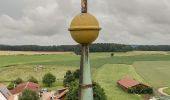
[68,0,101,100]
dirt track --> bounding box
[158,87,169,96]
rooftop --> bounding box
[117,79,140,88]
[10,82,40,94]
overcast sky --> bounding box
[0,0,170,45]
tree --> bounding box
[14,77,23,84]
[66,81,107,100]
[19,89,39,100]
[42,73,56,87]
[63,70,80,86]
[64,70,107,100]
[28,76,38,83]
[93,81,107,100]
[110,53,114,57]
[73,69,80,79]
[63,70,76,86]
[66,81,79,100]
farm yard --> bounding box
[0,51,170,99]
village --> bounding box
[0,67,154,100]
[0,72,69,100]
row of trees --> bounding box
[1,43,170,52]
[0,45,75,51]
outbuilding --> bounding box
[117,79,153,94]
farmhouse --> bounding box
[117,79,153,94]
[10,82,40,95]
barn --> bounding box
[117,79,153,94]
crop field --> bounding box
[0,51,170,99]
[0,50,69,55]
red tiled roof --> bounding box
[117,79,140,88]
[10,82,40,94]
[57,89,69,99]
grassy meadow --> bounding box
[93,64,145,100]
[0,51,170,99]
[134,61,170,87]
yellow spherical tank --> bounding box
[69,13,101,44]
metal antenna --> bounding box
[81,0,87,13]
[69,0,101,100]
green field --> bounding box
[0,51,170,99]
[134,61,170,87]
[93,64,145,100]
[0,65,77,81]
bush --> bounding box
[127,85,153,94]
[42,73,56,87]
[19,89,39,100]
[28,76,38,83]
[7,82,15,90]
[8,77,23,90]
[14,77,23,84]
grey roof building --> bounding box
[0,85,12,100]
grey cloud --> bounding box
[0,0,170,45]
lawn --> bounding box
[93,64,146,100]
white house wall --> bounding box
[0,92,7,100]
